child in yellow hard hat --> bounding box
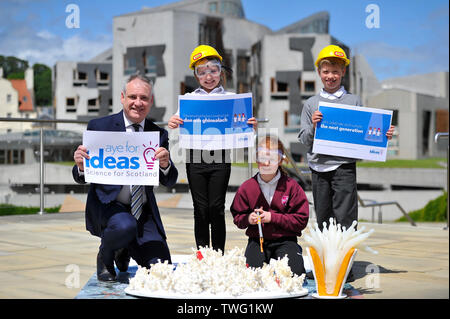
[298,45,395,231]
[168,45,257,252]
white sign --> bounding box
[83,131,160,185]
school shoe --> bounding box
[97,251,116,282]
[114,248,130,272]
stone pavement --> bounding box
[0,192,448,299]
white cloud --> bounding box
[36,30,57,40]
[0,27,112,67]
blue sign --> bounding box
[313,102,393,161]
[178,93,254,150]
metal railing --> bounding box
[0,117,163,215]
[1,116,268,215]
[246,118,269,178]
[434,132,449,230]
[280,147,416,226]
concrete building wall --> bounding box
[257,33,335,148]
[367,89,417,159]
[172,11,201,113]
[113,10,175,121]
[54,61,102,132]
[367,88,448,160]
[0,78,19,133]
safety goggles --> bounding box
[194,61,222,78]
[256,148,284,164]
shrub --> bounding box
[397,192,447,222]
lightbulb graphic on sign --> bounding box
[142,142,158,170]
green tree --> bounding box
[0,55,28,78]
[33,63,52,106]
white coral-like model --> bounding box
[127,247,306,297]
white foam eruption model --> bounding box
[126,246,306,298]
[303,218,376,297]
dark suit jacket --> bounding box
[72,111,178,241]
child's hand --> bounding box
[247,117,258,129]
[255,207,271,224]
[168,115,183,129]
[260,211,271,223]
[386,125,395,140]
[248,212,259,225]
[312,110,323,128]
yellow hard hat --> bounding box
[315,45,350,68]
[189,45,223,70]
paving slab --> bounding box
[0,207,447,299]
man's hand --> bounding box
[74,145,89,172]
[155,147,170,169]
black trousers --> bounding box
[245,237,306,276]
[186,162,231,252]
[99,201,171,268]
[311,162,358,230]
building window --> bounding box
[304,81,315,92]
[237,82,248,94]
[88,98,99,113]
[77,71,87,80]
[6,94,11,103]
[198,18,222,47]
[270,78,288,93]
[436,109,449,133]
[23,96,27,102]
[66,97,76,113]
[277,82,288,92]
[0,150,5,164]
[209,2,217,13]
[145,55,157,74]
[97,70,109,82]
[12,150,20,164]
[237,56,249,79]
[422,110,432,156]
[124,55,137,75]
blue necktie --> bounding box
[130,124,143,220]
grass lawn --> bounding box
[53,158,447,169]
[357,157,446,169]
[0,204,60,216]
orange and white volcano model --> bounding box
[304,218,376,298]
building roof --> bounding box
[117,0,245,19]
[9,79,33,112]
[89,48,113,63]
[276,11,329,34]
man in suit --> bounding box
[73,74,178,281]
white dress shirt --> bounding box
[187,86,235,96]
[319,86,347,100]
[256,170,281,205]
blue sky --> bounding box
[0,0,448,81]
